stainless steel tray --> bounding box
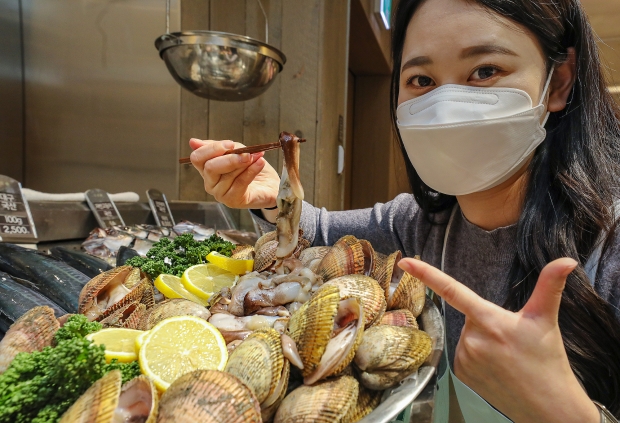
[360,296,444,423]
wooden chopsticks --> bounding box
[178,138,306,165]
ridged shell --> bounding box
[122,303,147,329]
[261,359,290,422]
[59,370,122,423]
[324,275,386,328]
[0,306,59,373]
[387,256,426,318]
[370,251,388,286]
[123,267,142,289]
[298,246,332,273]
[99,300,142,328]
[254,240,279,272]
[343,385,382,422]
[380,251,402,296]
[316,236,365,281]
[232,244,255,260]
[354,325,432,390]
[117,375,158,423]
[138,298,211,330]
[255,231,277,252]
[358,239,376,277]
[78,266,132,318]
[225,328,284,405]
[274,375,359,423]
[98,278,150,321]
[288,285,340,379]
[157,370,262,423]
[379,309,418,329]
[140,281,156,309]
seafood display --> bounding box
[82,221,258,264]
[49,246,113,278]
[0,243,90,313]
[0,132,439,422]
[0,271,67,332]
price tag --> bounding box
[85,189,125,228]
[146,189,175,227]
[0,175,38,242]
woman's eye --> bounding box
[407,75,435,88]
[471,66,498,81]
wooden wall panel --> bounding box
[243,0,283,171]
[278,0,321,205]
[179,0,212,201]
[315,0,350,210]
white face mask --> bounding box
[396,71,553,196]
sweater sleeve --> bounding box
[251,193,423,256]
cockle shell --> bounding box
[254,240,279,272]
[371,251,388,283]
[316,235,365,281]
[323,275,386,328]
[255,231,277,252]
[353,325,432,390]
[0,306,59,373]
[358,239,376,277]
[386,256,426,318]
[380,309,418,329]
[59,370,122,422]
[157,370,262,423]
[138,298,211,330]
[232,244,255,260]
[288,284,365,385]
[344,385,383,422]
[79,266,151,322]
[99,301,146,329]
[261,359,290,422]
[274,375,359,423]
[377,250,401,295]
[115,375,158,423]
[298,246,332,273]
[225,328,285,406]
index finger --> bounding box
[189,139,245,164]
[398,258,497,323]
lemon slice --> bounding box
[135,330,149,351]
[86,328,143,363]
[181,263,238,301]
[138,315,228,391]
[154,274,209,306]
[207,251,254,275]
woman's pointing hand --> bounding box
[398,257,599,423]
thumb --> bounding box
[520,257,577,323]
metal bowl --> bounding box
[155,31,286,102]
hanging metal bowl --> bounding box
[155,30,285,102]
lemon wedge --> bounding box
[207,251,254,275]
[138,315,228,391]
[181,263,238,301]
[154,274,209,306]
[86,328,143,363]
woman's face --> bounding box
[398,0,548,106]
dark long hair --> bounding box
[390,0,620,415]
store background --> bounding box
[1,0,618,213]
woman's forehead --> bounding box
[401,0,542,64]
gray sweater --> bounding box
[254,193,620,363]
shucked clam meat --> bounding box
[275,131,305,262]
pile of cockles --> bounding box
[0,132,433,423]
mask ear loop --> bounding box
[540,68,554,127]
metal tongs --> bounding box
[179,138,306,165]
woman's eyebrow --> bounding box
[401,56,432,72]
[460,44,519,59]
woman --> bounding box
[188,0,620,421]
